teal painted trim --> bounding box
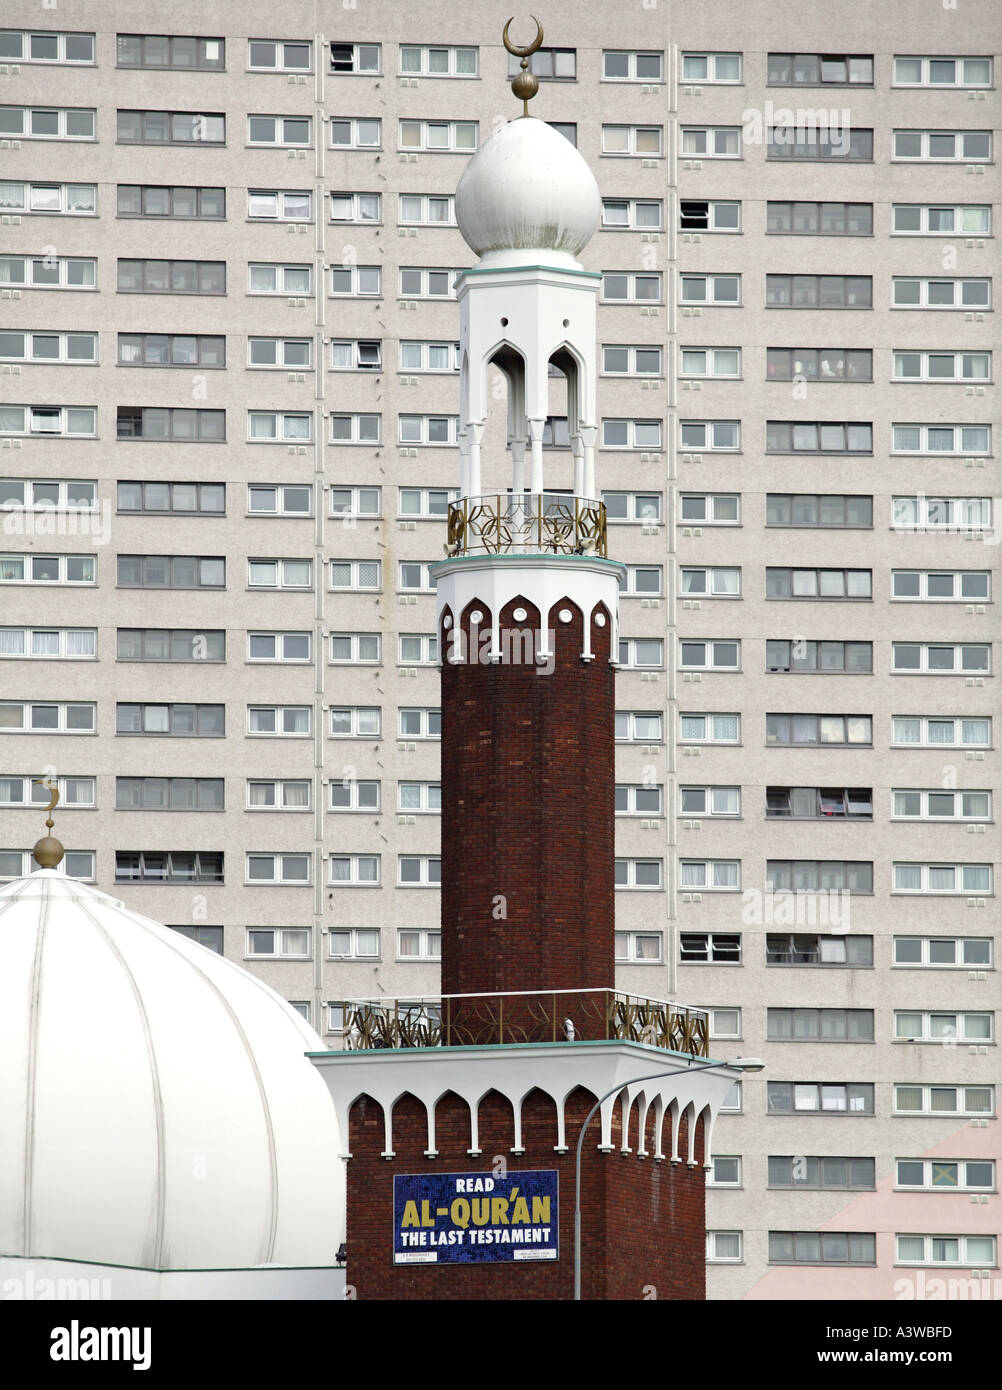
[459,264,602,280]
[308,1040,725,1065]
[436,552,626,571]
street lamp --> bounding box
[573,1056,765,1300]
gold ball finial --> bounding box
[503,15,544,116]
[32,779,64,869]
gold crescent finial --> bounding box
[32,779,64,869]
[504,17,545,116]
[33,778,59,827]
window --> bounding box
[893,496,992,532]
[117,111,224,144]
[118,335,224,369]
[767,715,873,746]
[720,1083,742,1113]
[332,707,382,739]
[169,925,224,954]
[679,567,740,598]
[679,200,740,232]
[893,130,992,162]
[614,931,663,963]
[330,117,382,150]
[893,351,991,382]
[398,268,459,300]
[397,415,458,446]
[601,271,663,305]
[0,776,94,809]
[0,106,94,140]
[248,115,311,147]
[602,50,663,81]
[117,185,225,220]
[602,419,662,450]
[399,342,460,374]
[767,935,873,966]
[248,484,312,516]
[680,932,741,962]
[678,713,739,744]
[711,1015,743,1046]
[680,127,741,158]
[767,495,872,527]
[768,1082,874,1114]
[398,781,442,814]
[616,784,665,816]
[893,56,993,87]
[896,1235,997,1269]
[247,706,310,737]
[892,277,991,309]
[766,349,872,382]
[601,199,662,231]
[767,127,873,160]
[329,854,380,886]
[398,855,441,887]
[895,1011,993,1043]
[398,487,456,518]
[767,787,873,819]
[681,52,741,82]
[248,338,311,370]
[768,1009,874,1041]
[679,790,740,824]
[330,42,380,74]
[891,643,990,674]
[248,411,312,443]
[679,494,740,526]
[117,408,224,442]
[399,44,477,77]
[614,859,663,890]
[601,347,662,379]
[397,930,442,959]
[617,638,663,669]
[116,34,222,68]
[247,632,311,663]
[248,39,311,72]
[330,779,380,812]
[246,854,310,886]
[330,559,381,591]
[766,641,872,673]
[245,927,311,957]
[767,862,873,892]
[678,640,740,671]
[622,565,663,596]
[892,570,990,602]
[678,862,741,892]
[116,481,223,517]
[248,190,312,222]
[892,204,991,236]
[615,711,664,743]
[398,708,440,739]
[893,863,992,895]
[0,554,94,585]
[766,568,872,599]
[1,479,97,510]
[331,486,381,518]
[117,555,224,589]
[0,407,96,438]
[0,627,96,660]
[894,1085,994,1116]
[893,937,992,968]
[331,192,381,224]
[601,124,663,157]
[331,633,381,665]
[766,201,873,235]
[767,53,874,84]
[328,929,380,960]
[116,851,223,884]
[248,558,312,590]
[707,1157,742,1187]
[117,778,223,811]
[769,1232,876,1266]
[397,562,434,593]
[117,629,225,663]
[507,48,576,79]
[398,120,476,152]
[119,260,224,295]
[679,421,740,451]
[249,263,311,296]
[706,1232,743,1264]
[1,31,94,64]
[678,274,740,306]
[679,348,741,379]
[117,704,223,737]
[603,491,662,523]
[0,849,94,881]
[0,182,96,216]
[766,275,872,308]
[331,264,381,297]
[0,256,95,290]
[896,1159,995,1192]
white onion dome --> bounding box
[455,116,601,267]
[0,870,342,1270]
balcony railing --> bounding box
[446,493,608,558]
[333,987,709,1056]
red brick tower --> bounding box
[311,22,742,1300]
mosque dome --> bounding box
[0,870,342,1271]
[455,116,601,266]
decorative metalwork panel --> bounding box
[447,494,607,558]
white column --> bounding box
[570,433,584,498]
[467,421,485,498]
[458,428,470,499]
[580,423,598,500]
[527,417,545,497]
[510,436,527,498]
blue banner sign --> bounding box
[393,1170,559,1264]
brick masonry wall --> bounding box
[439,593,616,1000]
[346,1088,706,1301]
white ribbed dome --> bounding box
[455,116,600,265]
[0,871,342,1271]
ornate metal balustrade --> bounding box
[333,988,709,1057]
[446,493,608,558]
